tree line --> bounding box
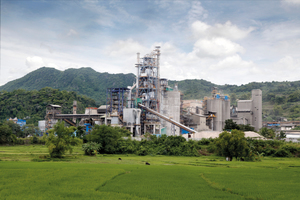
[0,87,97,125]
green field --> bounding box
[0,145,300,199]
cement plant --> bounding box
[38,47,263,140]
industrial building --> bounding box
[231,89,262,131]
[105,47,191,136]
[42,47,262,138]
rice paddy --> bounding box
[0,145,300,199]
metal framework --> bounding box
[106,88,129,119]
[136,47,161,134]
[45,105,61,132]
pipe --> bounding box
[138,103,196,134]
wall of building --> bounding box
[251,89,262,131]
[162,90,181,136]
[236,100,252,125]
[206,98,230,131]
[234,89,262,131]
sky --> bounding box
[1,0,300,86]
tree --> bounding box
[46,121,82,158]
[0,123,13,144]
[22,124,40,137]
[224,119,240,130]
[273,105,283,116]
[279,131,286,140]
[82,142,102,156]
[259,127,275,139]
[87,125,131,154]
[75,126,85,138]
[238,124,255,131]
[214,130,248,161]
[5,121,22,137]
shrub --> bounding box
[197,138,213,145]
[273,148,291,157]
[281,144,299,154]
[46,121,82,158]
[32,136,38,144]
[262,146,276,156]
[82,142,102,156]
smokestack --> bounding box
[73,101,77,123]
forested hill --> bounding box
[0,87,97,125]
[2,67,300,120]
[0,67,136,104]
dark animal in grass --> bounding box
[118,158,122,160]
[145,162,150,165]
[240,158,244,161]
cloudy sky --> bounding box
[1,0,300,86]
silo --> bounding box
[251,89,262,131]
[222,99,231,128]
[211,99,223,131]
[165,91,181,135]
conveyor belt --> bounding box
[138,103,196,134]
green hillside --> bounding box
[0,87,97,125]
[1,67,300,121]
[0,67,136,104]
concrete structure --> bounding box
[181,130,265,140]
[182,100,203,114]
[233,89,262,131]
[203,89,231,131]
[285,131,300,142]
[280,124,296,131]
[123,108,141,136]
[161,90,181,136]
[38,120,46,132]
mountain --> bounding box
[2,67,300,121]
[0,67,136,104]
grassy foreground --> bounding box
[0,145,300,200]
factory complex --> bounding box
[40,47,263,139]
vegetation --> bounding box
[86,125,200,156]
[214,130,248,161]
[224,119,255,131]
[0,87,97,125]
[1,145,300,199]
[82,142,102,156]
[0,121,42,145]
[0,67,135,104]
[259,127,276,139]
[45,121,82,158]
[2,67,300,120]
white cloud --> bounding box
[67,29,78,37]
[192,37,245,58]
[188,1,207,22]
[275,56,300,70]
[192,20,254,41]
[282,0,300,5]
[25,56,46,72]
[25,56,60,72]
[210,54,255,71]
[105,39,149,57]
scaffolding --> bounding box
[136,46,161,134]
[45,104,61,132]
[106,88,130,124]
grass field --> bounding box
[1,145,300,199]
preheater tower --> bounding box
[136,46,161,134]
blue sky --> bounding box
[1,0,300,86]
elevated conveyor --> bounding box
[138,104,196,134]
